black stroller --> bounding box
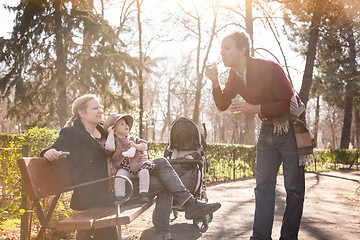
[164,117,212,228]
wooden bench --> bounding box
[17,157,155,240]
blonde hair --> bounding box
[64,94,100,127]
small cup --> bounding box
[231,98,239,113]
[231,96,244,113]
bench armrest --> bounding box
[61,175,133,205]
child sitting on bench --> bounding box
[104,114,154,203]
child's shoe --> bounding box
[122,146,136,158]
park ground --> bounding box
[125,170,360,240]
[1,170,359,239]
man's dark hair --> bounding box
[225,31,251,56]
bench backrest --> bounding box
[18,157,72,201]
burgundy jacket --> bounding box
[213,57,295,121]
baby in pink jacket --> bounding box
[104,114,154,203]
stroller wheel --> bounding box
[192,218,201,227]
[208,212,213,222]
[172,209,179,221]
[173,209,179,219]
[201,214,211,228]
[193,213,212,229]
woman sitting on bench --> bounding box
[41,94,221,240]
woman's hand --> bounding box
[229,101,260,115]
[43,148,62,161]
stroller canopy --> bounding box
[168,117,202,151]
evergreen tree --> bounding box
[0,0,138,130]
[312,0,359,148]
[281,0,337,105]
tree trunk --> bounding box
[192,73,202,125]
[100,0,104,17]
[233,117,240,144]
[160,77,172,141]
[299,9,320,106]
[136,0,144,139]
[330,110,336,148]
[54,0,68,128]
[220,121,225,142]
[355,108,360,149]
[244,0,255,145]
[246,0,254,57]
[79,0,94,94]
[313,95,320,147]
[340,28,356,149]
[192,5,218,125]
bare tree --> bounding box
[319,103,343,149]
[174,0,220,125]
[135,0,145,138]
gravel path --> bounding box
[125,170,360,240]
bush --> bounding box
[0,133,23,218]
[306,148,359,171]
[206,143,256,182]
[0,128,58,223]
[21,127,59,157]
[148,141,257,182]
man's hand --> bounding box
[229,101,260,115]
[205,65,219,88]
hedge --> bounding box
[148,141,257,182]
[0,127,359,222]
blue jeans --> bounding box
[148,157,192,234]
[250,124,305,240]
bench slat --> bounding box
[56,207,114,231]
[56,199,155,231]
[93,200,155,229]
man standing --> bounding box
[205,31,305,240]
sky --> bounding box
[0,0,304,91]
[0,0,17,38]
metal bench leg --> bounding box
[116,203,130,240]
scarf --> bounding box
[271,94,314,166]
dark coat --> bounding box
[41,118,112,211]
